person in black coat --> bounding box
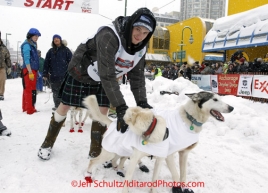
[43,35,72,110]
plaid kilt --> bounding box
[59,73,110,108]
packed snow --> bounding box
[1,77,268,193]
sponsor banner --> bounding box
[217,74,240,95]
[210,75,218,93]
[252,75,268,99]
[237,75,253,96]
[191,75,211,91]
[0,0,99,14]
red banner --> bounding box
[217,74,240,95]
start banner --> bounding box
[0,0,99,14]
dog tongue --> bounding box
[210,110,224,121]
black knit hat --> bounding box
[133,15,154,32]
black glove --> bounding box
[116,104,129,133]
[137,101,153,109]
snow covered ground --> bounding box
[1,77,268,193]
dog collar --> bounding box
[185,111,203,130]
[142,117,157,139]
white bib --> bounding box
[86,24,146,81]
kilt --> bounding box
[59,73,110,108]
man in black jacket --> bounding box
[43,35,72,110]
[38,8,156,161]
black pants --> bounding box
[50,81,62,108]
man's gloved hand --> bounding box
[29,72,34,81]
[116,104,129,133]
[6,68,11,75]
[137,101,153,109]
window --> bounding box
[152,27,170,50]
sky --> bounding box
[0,0,181,59]
[1,76,268,193]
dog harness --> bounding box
[152,109,200,155]
[102,121,170,158]
[102,108,199,158]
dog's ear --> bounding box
[185,93,201,102]
[124,107,140,125]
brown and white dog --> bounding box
[83,95,169,193]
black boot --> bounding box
[88,121,106,158]
[38,113,66,160]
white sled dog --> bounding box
[152,91,234,193]
[83,95,169,193]
[69,107,89,133]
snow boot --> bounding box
[0,128,11,136]
[0,110,11,136]
[88,121,106,158]
[38,113,66,160]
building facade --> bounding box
[153,12,180,27]
[180,0,226,21]
[3,39,22,63]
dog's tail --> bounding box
[83,95,112,126]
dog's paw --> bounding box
[117,171,125,177]
[172,186,183,193]
[69,128,75,133]
[172,187,194,193]
[184,189,194,193]
[85,176,93,183]
[75,121,79,125]
[103,162,113,168]
[139,165,149,173]
[78,128,83,133]
[84,171,93,183]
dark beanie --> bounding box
[133,15,154,32]
[53,34,62,40]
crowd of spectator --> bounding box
[145,51,268,81]
[7,62,22,79]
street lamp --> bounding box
[17,41,21,63]
[118,0,127,16]
[179,26,194,65]
[6,33,12,48]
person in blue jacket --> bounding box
[43,35,72,110]
[21,28,41,115]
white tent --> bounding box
[202,4,268,52]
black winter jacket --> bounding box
[68,8,156,107]
[43,44,72,83]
